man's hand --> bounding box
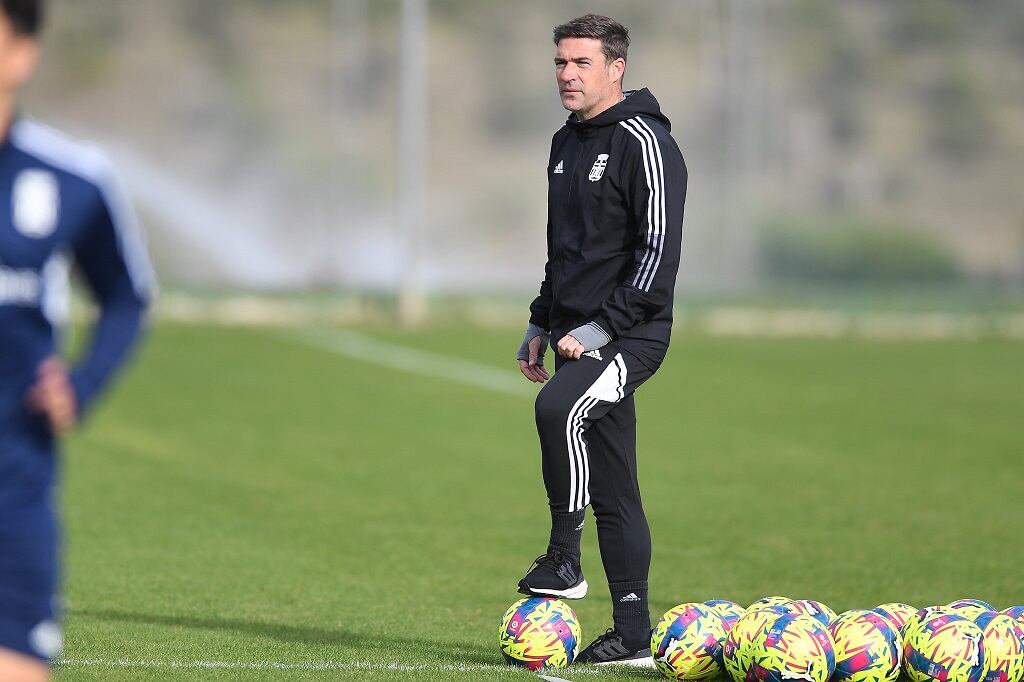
[519,335,551,383]
[25,357,78,435]
[557,334,585,360]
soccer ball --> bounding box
[950,599,996,611]
[949,600,997,621]
[705,599,748,633]
[829,609,902,682]
[974,612,1024,682]
[788,599,838,628]
[1002,607,1024,628]
[723,608,782,682]
[747,612,837,682]
[498,597,581,670]
[873,603,918,633]
[651,602,728,680]
[903,610,987,682]
[903,606,957,640]
[748,596,793,613]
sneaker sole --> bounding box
[595,654,655,668]
[518,579,589,600]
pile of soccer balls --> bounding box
[499,595,1024,681]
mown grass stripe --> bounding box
[289,328,533,397]
[57,657,599,676]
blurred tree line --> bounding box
[24,0,1024,293]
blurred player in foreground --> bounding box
[0,1,155,679]
[515,14,686,666]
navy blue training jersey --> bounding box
[0,117,155,426]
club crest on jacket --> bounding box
[12,169,60,238]
[588,154,609,181]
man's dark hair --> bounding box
[2,0,43,36]
[553,14,630,63]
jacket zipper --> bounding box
[566,140,587,207]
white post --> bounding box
[396,0,428,325]
[723,0,763,289]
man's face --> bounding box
[0,14,38,98]
[555,37,622,118]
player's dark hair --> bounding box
[553,14,629,64]
[2,0,43,36]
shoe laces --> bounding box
[528,550,566,573]
[584,628,629,658]
[589,627,651,653]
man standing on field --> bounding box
[0,1,155,679]
[515,14,686,666]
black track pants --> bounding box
[534,343,656,584]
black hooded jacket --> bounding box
[529,88,687,369]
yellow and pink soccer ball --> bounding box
[746,612,837,682]
[651,602,728,680]
[903,606,957,640]
[974,611,1024,682]
[748,596,793,613]
[829,609,903,682]
[950,599,996,611]
[903,609,988,682]
[788,599,839,628]
[498,597,581,670]
[1002,607,1024,629]
[724,608,783,682]
[873,603,918,634]
[724,609,835,682]
[705,599,747,633]
[949,599,997,621]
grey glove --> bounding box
[516,323,550,366]
[566,321,612,352]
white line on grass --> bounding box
[57,658,599,676]
[288,328,534,397]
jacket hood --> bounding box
[567,88,671,131]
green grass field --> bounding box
[55,323,1024,680]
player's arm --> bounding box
[558,123,686,360]
[520,135,567,380]
[62,163,155,425]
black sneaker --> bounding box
[516,550,588,599]
[575,628,654,667]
